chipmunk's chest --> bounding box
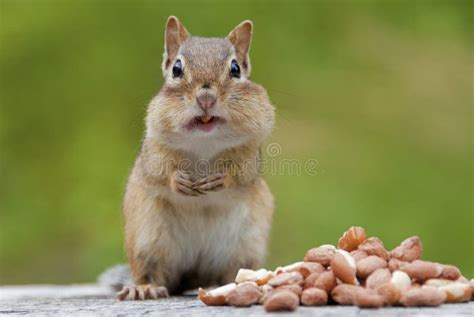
[168,201,250,275]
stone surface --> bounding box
[1,285,473,316]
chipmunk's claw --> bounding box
[173,171,205,196]
[116,285,169,301]
[193,173,226,192]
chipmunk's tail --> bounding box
[98,264,132,291]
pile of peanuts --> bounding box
[198,226,474,311]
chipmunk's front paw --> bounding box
[193,173,230,192]
[170,171,204,196]
[116,284,169,301]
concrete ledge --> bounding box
[1,285,473,316]
[0,284,114,300]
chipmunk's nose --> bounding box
[196,92,217,111]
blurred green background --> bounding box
[0,0,472,284]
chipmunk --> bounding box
[112,16,275,300]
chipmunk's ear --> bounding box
[227,20,253,73]
[163,16,189,72]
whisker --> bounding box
[266,88,301,99]
[275,109,292,123]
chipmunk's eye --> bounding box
[172,59,183,78]
[230,59,240,78]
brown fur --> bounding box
[122,16,275,298]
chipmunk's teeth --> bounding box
[200,115,212,123]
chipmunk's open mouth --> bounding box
[186,115,224,132]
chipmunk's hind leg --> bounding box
[116,264,170,301]
[116,248,171,301]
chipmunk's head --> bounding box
[146,16,275,157]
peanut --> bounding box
[400,260,443,282]
[303,272,320,289]
[276,283,303,296]
[314,270,337,293]
[470,279,474,301]
[356,255,388,279]
[225,281,262,307]
[366,268,391,289]
[390,270,412,292]
[388,258,406,272]
[358,237,389,261]
[424,278,454,287]
[235,268,274,285]
[258,284,273,304]
[338,226,367,252]
[304,244,336,266]
[331,284,364,305]
[389,236,423,262]
[400,286,446,307]
[298,262,325,278]
[375,282,401,305]
[353,288,385,308]
[439,264,461,280]
[277,261,325,278]
[274,261,303,275]
[268,271,304,288]
[350,249,369,262]
[264,289,299,312]
[437,282,471,303]
[330,249,358,285]
[301,288,328,306]
[198,283,236,306]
